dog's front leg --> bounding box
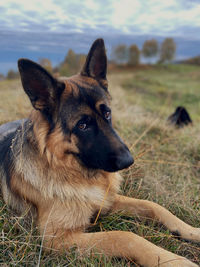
[44,230,197,267]
[112,194,200,242]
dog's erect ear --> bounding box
[81,38,107,81]
[18,59,65,118]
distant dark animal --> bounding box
[168,106,192,127]
[0,39,199,267]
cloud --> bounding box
[1,0,200,39]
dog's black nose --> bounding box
[108,146,134,172]
[114,150,134,171]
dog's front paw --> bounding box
[176,259,199,267]
[158,253,198,267]
[188,227,200,242]
[174,226,200,243]
[160,258,198,267]
[181,227,200,242]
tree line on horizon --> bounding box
[112,37,176,66]
[1,50,87,80]
[3,36,199,80]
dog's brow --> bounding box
[68,77,97,89]
[69,80,99,92]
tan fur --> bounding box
[46,124,79,164]
[31,111,50,155]
[68,74,109,98]
[57,231,195,267]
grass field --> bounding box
[0,64,200,266]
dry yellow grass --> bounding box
[0,79,30,124]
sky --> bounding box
[0,0,200,74]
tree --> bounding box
[39,58,52,73]
[112,44,128,64]
[59,49,77,76]
[142,39,158,60]
[160,38,176,63]
[77,54,86,71]
[128,44,140,66]
[0,73,5,81]
[7,70,19,79]
[59,50,86,76]
[64,49,77,69]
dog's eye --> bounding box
[78,122,87,130]
[100,104,111,121]
[104,111,111,120]
[77,116,92,131]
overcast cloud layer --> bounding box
[0,0,200,38]
[1,0,200,37]
[0,0,200,73]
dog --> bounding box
[0,39,199,267]
[168,106,192,127]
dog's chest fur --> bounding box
[12,150,122,230]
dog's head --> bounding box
[18,39,133,172]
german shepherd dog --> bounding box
[0,39,199,267]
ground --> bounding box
[0,64,200,266]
